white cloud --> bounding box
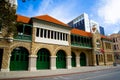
[95,0,120,35]
[34,0,79,23]
[49,0,77,23]
[37,0,53,14]
[98,0,120,24]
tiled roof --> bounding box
[101,35,111,40]
[101,35,107,39]
[16,15,30,23]
[71,28,92,37]
[33,15,69,27]
[16,15,69,27]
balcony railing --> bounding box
[71,42,92,48]
[14,34,32,41]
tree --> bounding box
[0,0,17,37]
[0,0,35,38]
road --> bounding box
[3,67,120,80]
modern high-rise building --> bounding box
[68,13,90,32]
[68,13,100,33]
[99,26,105,35]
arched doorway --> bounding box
[10,47,29,71]
[36,48,50,70]
[80,52,86,66]
[56,50,66,68]
[71,52,76,67]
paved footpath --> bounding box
[0,65,120,80]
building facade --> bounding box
[0,14,114,72]
[108,32,120,64]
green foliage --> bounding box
[0,0,17,37]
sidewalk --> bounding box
[0,65,120,79]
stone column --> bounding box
[66,56,72,69]
[76,56,80,67]
[1,55,10,72]
[92,50,97,66]
[86,56,89,66]
[1,48,10,72]
[111,53,114,62]
[104,53,107,65]
[28,55,37,71]
[50,56,56,70]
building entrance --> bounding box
[71,52,76,67]
[36,48,50,69]
[56,50,66,68]
[10,47,29,71]
[80,52,86,66]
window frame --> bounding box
[40,28,43,37]
[36,28,39,37]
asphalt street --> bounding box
[17,67,120,80]
[2,66,120,80]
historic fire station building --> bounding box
[0,15,114,72]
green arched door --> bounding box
[37,48,50,69]
[56,50,66,68]
[80,52,86,66]
[71,52,76,67]
[10,47,29,71]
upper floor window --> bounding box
[113,38,115,42]
[17,24,32,35]
[114,45,117,50]
[81,37,84,43]
[117,44,119,50]
[113,37,118,42]
[60,33,62,40]
[44,29,47,38]
[55,32,56,39]
[65,34,67,41]
[48,30,50,38]
[105,42,111,49]
[40,28,43,37]
[51,31,53,39]
[24,25,32,35]
[36,28,68,41]
[116,38,118,42]
[71,35,74,42]
[36,28,39,37]
[57,32,59,40]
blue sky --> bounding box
[16,0,120,35]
